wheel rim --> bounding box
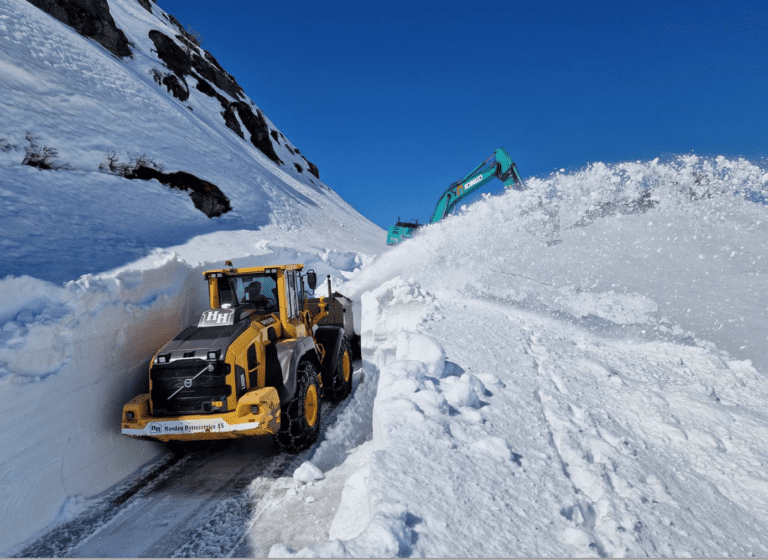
[342,351,351,383]
[304,384,318,427]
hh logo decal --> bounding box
[205,311,231,324]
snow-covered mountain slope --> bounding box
[261,156,768,557]
[0,0,382,283]
[4,1,768,556]
[0,0,383,553]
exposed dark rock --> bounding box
[232,102,283,165]
[145,25,314,175]
[194,74,226,104]
[293,147,300,154]
[136,0,152,13]
[222,104,244,139]
[127,165,231,218]
[294,163,303,173]
[161,73,188,101]
[203,51,243,98]
[192,53,242,100]
[25,0,132,58]
[148,29,190,78]
[286,145,295,155]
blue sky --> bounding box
[160,0,768,230]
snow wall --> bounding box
[0,246,371,555]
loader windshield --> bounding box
[226,274,279,312]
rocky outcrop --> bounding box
[25,0,132,58]
[191,52,243,100]
[306,160,320,179]
[148,29,190,78]
[126,166,231,218]
[161,74,188,102]
[232,102,283,166]
[221,104,244,139]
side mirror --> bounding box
[306,271,317,291]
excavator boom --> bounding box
[387,148,523,245]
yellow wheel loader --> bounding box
[121,263,358,453]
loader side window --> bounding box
[286,271,299,319]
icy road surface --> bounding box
[16,388,360,558]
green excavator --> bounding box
[386,148,524,245]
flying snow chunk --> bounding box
[395,331,445,377]
[293,461,324,484]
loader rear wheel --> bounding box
[322,337,352,402]
[274,359,322,453]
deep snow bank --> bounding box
[272,155,768,557]
[345,154,768,373]
[0,241,374,555]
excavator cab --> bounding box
[386,218,422,245]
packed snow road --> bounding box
[15,393,356,558]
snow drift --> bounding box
[267,155,768,558]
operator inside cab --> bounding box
[218,274,279,313]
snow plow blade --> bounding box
[121,388,281,442]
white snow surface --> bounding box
[0,0,380,283]
[265,155,768,558]
[3,0,768,556]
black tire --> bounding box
[322,336,353,401]
[273,359,322,453]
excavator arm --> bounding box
[429,148,523,223]
[386,148,523,245]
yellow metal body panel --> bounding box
[121,388,281,442]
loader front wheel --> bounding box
[323,337,353,402]
[274,359,322,453]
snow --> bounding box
[293,462,325,484]
[0,0,380,553]
[266,155,768,558]
[3,0,768,556]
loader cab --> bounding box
[213,273,279,314]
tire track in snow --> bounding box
[15,400,346,558]
[15,452,188,558]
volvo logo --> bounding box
[168,365,213,399]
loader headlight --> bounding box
[207,351,218,360]
[250,405,259,414]
[126,411,134,420]
[156,354,168,364]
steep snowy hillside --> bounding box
[259,156,768,557]
[0,0,382,283]
[0,0,383,553]
[4,3,768,556]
